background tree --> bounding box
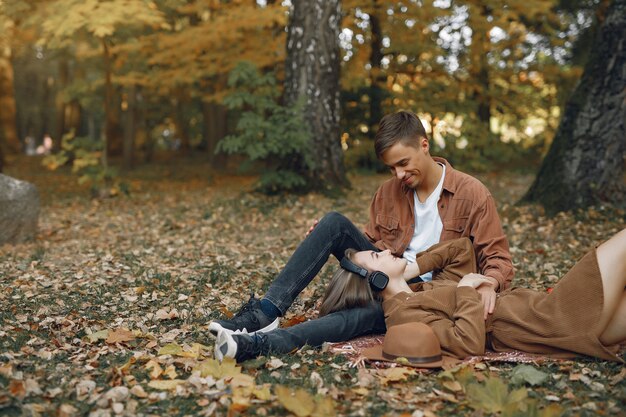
[0,3,24,168]
[522,0,625,214]
[285,0,347,191]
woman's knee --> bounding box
[320,211,349,227]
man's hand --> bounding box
[305,219,319,237]
[459,273,499,320]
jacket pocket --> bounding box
[443,217,468,237]
[376,214,400,240]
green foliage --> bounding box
[42,130,120,196]
[217,62,313,194]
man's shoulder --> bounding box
[437,158,492,201]
[375,177,405,196]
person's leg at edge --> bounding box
[211,212,378,334]
[595,228,626,345]
[216,302,387,362]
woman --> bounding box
[215,229,626,363]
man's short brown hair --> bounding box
[374,111,429,158]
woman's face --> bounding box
[352,249,407,278]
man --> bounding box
[210,111,513,361]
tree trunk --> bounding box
[284,0,348,190]
[468,5,492,133]
[522,0,626,215]
[122,84,136,170]
[202,100,227,170]
[0,47,21,155]
[368,2,385,139]
[102,39,123,157]
[174,88,190,154]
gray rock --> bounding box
[0,174,40,245]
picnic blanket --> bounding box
[328,334,624,370]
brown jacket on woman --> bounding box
[383,238,623,362]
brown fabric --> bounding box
[383,240,623,363]
[364,157,513,290]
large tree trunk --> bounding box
[0,47,21,155]
[284,0,347,190]
[522,0,626,214]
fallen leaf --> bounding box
[8,380,26,398]
[194,358,241,379]
[158,343,183,356]
[510,365,549,386]
[266,357,285,370]
[148,379,185,391]
[84,329,109,344]
[57,403,78,417]
[106,328,135,344]
[275,385,316,417]
[466,376,527,413]
[442,380,463,392]
[163,365,178,380]
[378,367,415,385]
[145,360,163,379]
[130,385,148,398]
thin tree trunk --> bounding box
[102,39,123,157]
[174,88,190,154]
[122,84,136,170]
[0,46,21,154]
[522,0,626,214]
[284,0,347,190]
[202,100,227,170]
[368,2,385,138]
[468,5,492,135]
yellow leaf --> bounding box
[106,328,135,344]
[230,373,255,388]
[442,380,463,392]
[194,358,241,379]
[163,365,178,380]
[148,379,184,391]
[275,385,316,417]
[312,396,336,417]
[158,343,183,356]
[130,385,148,398]
[145,360,163,380]
[252,385,272,401]
[84,329,109,344]
[378,367,415,385]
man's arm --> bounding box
[468,194,514,291]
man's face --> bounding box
[380,140,429,189]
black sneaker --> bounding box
[208,293,279,336]
[214,327,269,362]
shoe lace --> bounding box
[239,333,268,359]
[231,292,260,325]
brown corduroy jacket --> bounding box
[364,157,514,290]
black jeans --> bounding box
[262,211,386,353]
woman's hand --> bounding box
[458,273,493,289]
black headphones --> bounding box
[340,256,389,292]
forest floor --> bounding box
[1,155,625,417]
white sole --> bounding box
[208,318,280,337]
[214,328,237,361]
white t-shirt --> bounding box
[402,163,446,281]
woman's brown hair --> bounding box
[318,249,382,317]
